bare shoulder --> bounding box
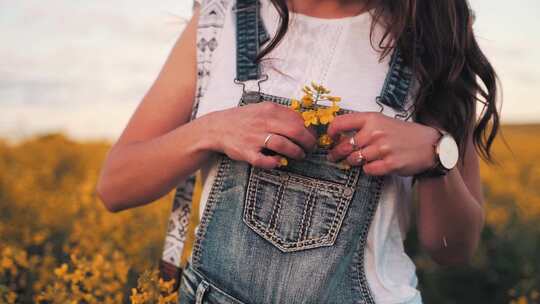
[114,6,201,146]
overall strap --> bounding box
[235,0,269,82]
[377,48,414,115]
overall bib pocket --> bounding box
[242,147,359,253]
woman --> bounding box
[97,0,500,303]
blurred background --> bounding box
[1,0,539,303]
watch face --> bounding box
[438,135,459,169]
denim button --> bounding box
[343,188,354,197]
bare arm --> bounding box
[416,126,485,265]
[97,6,317,212]
[96,8,214,212]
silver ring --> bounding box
[356,150,365,165]
[263,133,273,148]
[349,136,358,150]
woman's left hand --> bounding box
[326,112,441,176]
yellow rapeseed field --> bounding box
[0,125,539,303]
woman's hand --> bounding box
[326,112,440,176]
[203,101,318,169]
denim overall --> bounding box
[178,0,413,303]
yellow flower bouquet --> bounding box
[290,82,342,148]
[270,82,344,168]
[273,82,349,169]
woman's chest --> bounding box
[195,0,405,119]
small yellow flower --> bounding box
[302,110,319,127]
[159,278,176,292]
[516,296,528,304]
[71,269,84,283]
[7,291,17,304]
[318,134,333,147]
[329,103,340,112]
[311,82,330,94]
[1,257,14,270]
[302,86,313,94]
[290,99,301,111]
[317,107,337,125]
[279,157,288,167]
[3,247,13,256]
[54,263,68,278]
[301,95,314,108]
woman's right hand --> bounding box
[203,101,318,169]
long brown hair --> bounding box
[258,0,501,162]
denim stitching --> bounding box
[349,176,384,304]
[243,166,355,252]
[267,177,285,233]
[186,263,248,304]
[289,174,349,191]
[243,153,358,252]
[258,92,358,116]
[242,176,258,236]
[195,280,210,304]
[192,156,231,268]
[298,188,315,242]
[243,92,358,121]
[245,202,332,249]
[256,168,349,191]
[244,219,336,251]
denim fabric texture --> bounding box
[178,0,414,303]
[376,48,414,114]
[235,0,269,82]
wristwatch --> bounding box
[416,127,459,178]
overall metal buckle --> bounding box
[235,74,269,104]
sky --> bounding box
[1,0,539,140]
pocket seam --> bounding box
[256,169,346,194]
[297,187,316,242]
[243,166,358,252]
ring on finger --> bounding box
[263,133,273,149]
[355,150,366,165]
[349,136,359,151]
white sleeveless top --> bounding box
[190,1,422,303]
